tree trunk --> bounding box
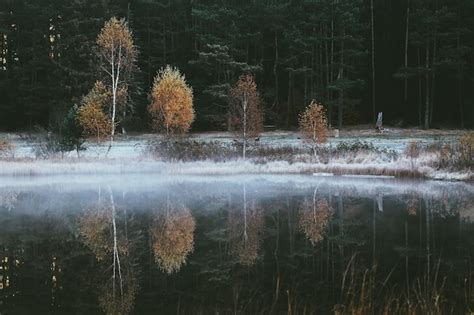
[404,0,410,103]
[338,28,345,130]
[273,32,279,114]
[162,19,166,64]
[338,91,343,130]
[457,21,464,128]
[286,71,293,128]
[430,27,437,126]
[371,0,376,123]
[417,48,422,127]
[325,24,332,127]
[424,40,430,130]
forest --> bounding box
[0,0,473,132]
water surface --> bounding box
[0,175,473,314]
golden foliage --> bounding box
[149,65,195,135]
[299,100,328,148]
[99,275,138,315]
[81,81,110,108]
[151,206,196,274]
[97,17,137,71]
[229,74,264,139]
[0,139,15,159]
[77,102,110,141]
[228,207,264,266]
[298,198,333,245]
[77,209,128,261]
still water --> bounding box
[0,175,473,314]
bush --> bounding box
[143,138,400,165]
[26,128,64,159]
[315,140,398,163]
[0,138,16,159]
[459,132,474,169]
[145,139,238,162]
[404,140,420,168]
[433,132,474,170]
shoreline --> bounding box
[0,158,471,181]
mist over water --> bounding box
[0,175,473,314]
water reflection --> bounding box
[298,186,333,245]
[77,187,138,315]
[151,200,195,274]
[228,185,264,266]
[0,176,473,314]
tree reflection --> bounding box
[98,274,138,315]
[228,185,264,266]
[77,187,137,315]
[298,187,333,245]
[0,191,18,211]
[151,202,195,274]
[405,197,419,216]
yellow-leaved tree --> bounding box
[96,17,137,153]
[148,65,194,136]
[299,100,328,156]
[299,198,333,245]
[229,74,263,159]
[151,205,196,274]
[77,81,111,144]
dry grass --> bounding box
[0,138,16,159]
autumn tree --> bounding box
[148,66,195,136]
[229,74,263,159]
[96,17,137,153]
[299,100,328,156]
[228,186,264,266]
[78,187,136,315]
[151,204,196,274]
[77,81,113,145]
[299,196,333,246]
[77,90,109,145]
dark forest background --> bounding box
[0,0,473,132]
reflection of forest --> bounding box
[0,180,473,314]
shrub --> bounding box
[433,132,473,170]
[459,132,474,169]
[0,138,15,159]
[404,140,421,169]
[145,139,238,162]
[30,132,63,159]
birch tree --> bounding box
[151,203,196,274]
[299,100,328,156]
[228,185,264,266]
[229,75,263,159]
[148,66,195,136]
[299,187,333,246]
[96,17,137,154]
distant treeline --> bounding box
[0,0,473,131]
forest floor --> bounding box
[0,126,472,181]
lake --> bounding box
[0,175,473,314]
